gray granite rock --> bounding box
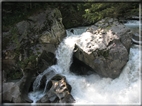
[74,18,133,78]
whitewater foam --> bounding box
[55,35,79,73]
[66,26,88,36]
[62,45,141,105]
[29,21,141,105]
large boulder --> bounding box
[2,70,35,103]
[2,8,65,81]
[36,94,50,103]
[2,82,21,103]
[2,8,64,103]
[39,8,66,45]
[33,69,75,103]
[2,81,32,103]
[73,18,133,78]
[44,74,75,103]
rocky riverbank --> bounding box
[2,8,66,103]
[2,7,139,104]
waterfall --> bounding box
[28,90,45,103]
[29,32,82,103]
[55,35,79,73]
[32,65,63,92]
[28,22,141,105]
[32,74,43,91]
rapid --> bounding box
[28,20,141,105]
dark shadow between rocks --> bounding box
[70,55,95,75]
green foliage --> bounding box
[7,69,23,80]
[54,3,86,28]
[2,2,49,29]
[8,26,39,71]
[2,2,139,29]
[2,2,139,80]
[18,55,37,69]
[83,3,139,24]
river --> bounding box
[28,20,141,105]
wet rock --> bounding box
[59,94,75,103]
[38,51,56,73]
[34,73,75,103]
[132,33,142,45]
[47,74,75,103]
[17,70,36,102]
[36,94,50,103]
[33,70,56,91]
[74,17,133,79]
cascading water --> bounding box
[65,44,141,104]
[124,20,141,29]
[124,20,141,45]
[28,21,141,105]
[28,34,81,103]
[55,35,80,73]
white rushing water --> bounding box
[66,26,89,36]
[55,35,80,73]
[28,90,45,103]
[28,21,141,105]
[63,45,141,105]
[124,20,141,28]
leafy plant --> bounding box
[83,3,139,24]
[2,2,139,29]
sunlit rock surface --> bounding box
[74,18,133,78]
[30,68,75,103]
